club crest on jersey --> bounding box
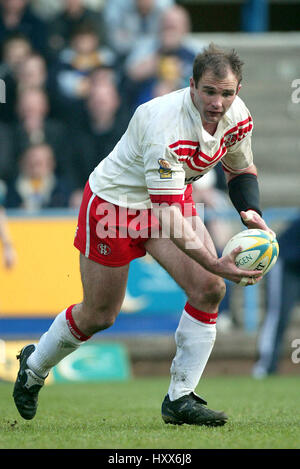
[158,159,172,179]
[224,133,238,147]
[97,243,111,256]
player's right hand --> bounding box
[212,246,263,286]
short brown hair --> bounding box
[193,43,244,87]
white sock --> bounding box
[168,309,216,401]
[27,306,89,378]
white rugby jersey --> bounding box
[89,87,253,208]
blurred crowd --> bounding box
[0,0,199,210]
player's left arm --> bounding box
[224,164,276,238]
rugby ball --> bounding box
[222,229,279,275]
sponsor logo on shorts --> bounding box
[97,243,111,256]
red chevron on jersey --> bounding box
[169,116,253,172]
[174,143,225,171]
[169,140,199,149]
[224,117,253,147]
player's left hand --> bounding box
[240,210,276,239]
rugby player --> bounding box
[13,44,273,426]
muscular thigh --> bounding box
[144,216,223,301]
[79,253,129,313]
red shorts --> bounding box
[74,182,197,267]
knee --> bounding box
[94,307,118,331]
[94,315,116,331]
[188,278,226,308]
[82,303,118,333]
[203,278,226,305]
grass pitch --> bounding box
[1,375,300,449]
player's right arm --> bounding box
[153,203,262,285]
[143,143,260,284]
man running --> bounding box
[13,44,272,426]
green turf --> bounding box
[1,375,300,449]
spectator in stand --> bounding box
[68,188,83,209]
[29,0,63,20]
[151,76,180,99]
[48,0,106,58]
[0,31,32,69]
[124,4,197,108]
[0,33,32,122]
[137,53,184,106]
[0,121,14,183]
[0,180,17,269]
[12,86,72,181]
[88,64,118,91]
[5,143,71,210]
[70,75,130,189]
[253,215,300,377]
[150,57,193,102]
[103,0,174,61]
[31,0,105,21]
[48,21,116,120]
[0,0,49,60]
[15,52,69,121]
[16,53,47,91]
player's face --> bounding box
[190,68,241,125]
